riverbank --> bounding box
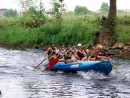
[0,17,98,48]
[1,42,130,60]
[0,15,130,59]
[108,42,130,59]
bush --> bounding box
[0,14,130,48]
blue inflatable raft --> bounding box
[43,61,112,75]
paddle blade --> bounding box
[44,58,59,71]
[33,66,38,69]
[112,65,119,70]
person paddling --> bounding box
[94,44,119,70]
[43,42,57,62]
[64,45,77,63]
[87,44,96,61]
[74,43,87,61]
[44,44,77,71]
[56,43,66,62]
[95,44,108,61]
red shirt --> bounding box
[77,50,85,57]
[95,50,108,57]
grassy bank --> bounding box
[0,14,130,48]
[0,16,98,48]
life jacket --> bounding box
[48,47,56,55]
[88,49,95,57]
[48,47,56,61]
[77,50,85,58]
[95,50,107,61]
[65,50,73,59]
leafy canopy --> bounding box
[3,9,18,17]
[100,2,109,12]
[74,6,89,16]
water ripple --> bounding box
[0,48,130,98]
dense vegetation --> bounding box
[0,12,130,48]
[0,0,130,48]
[0,16,98,48]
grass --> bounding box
[0,13,130,48]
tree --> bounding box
[100,2,109,12]
[98,0,117,45]
[74,6,88,16]
[25,3,46,20]
[3,9,18,17]
[48,0,65,34]
[49,0,65,19]
[19,0,46,20]
[19,0,35,12]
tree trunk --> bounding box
[98,0,117,46]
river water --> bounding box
[0,48,130,98]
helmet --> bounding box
[77,43,82,47]
[96,44,103,49]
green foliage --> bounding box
[0,16,98,47]
[47,0,65,34]
[74,6,89,16]
[100,2,109,12]
[43,22,61,35]
[19,0,46,24]
[58,18,97,45]
[3,9,18,17]
[50,0,64,19]
[24,6,46,20]
[0,12,130,48]
[62,11,74,17]
[98,16,107,26]
[115,22,130,43]
[19,0,35,11]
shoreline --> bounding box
[0,42,130,60]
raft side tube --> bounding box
[92,61,112,75]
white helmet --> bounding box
[77,43,82,47]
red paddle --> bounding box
[44,58,59,71]
[44,47,74,71]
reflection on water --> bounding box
[0,48,130,98]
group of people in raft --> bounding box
[44,42,109,63]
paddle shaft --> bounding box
[44,47,74,71]
[36,59,46,67]
[55,46,74,59]
[104,54,118,70]
[36,51,53,67]
[60,47,74,58]
[106,56,114,65]
[82,46,88,55]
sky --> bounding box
[0,0,130,12]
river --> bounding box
[0,47,130,98]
